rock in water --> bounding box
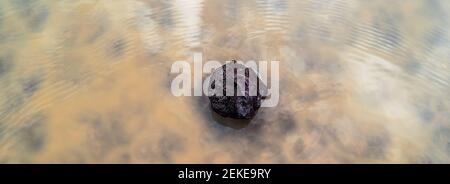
[207,61,267,119]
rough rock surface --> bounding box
[207,61,267,119]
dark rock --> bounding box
[207,61,267,119]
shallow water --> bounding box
[0,0,449,163]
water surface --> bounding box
[0,0,449,163]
